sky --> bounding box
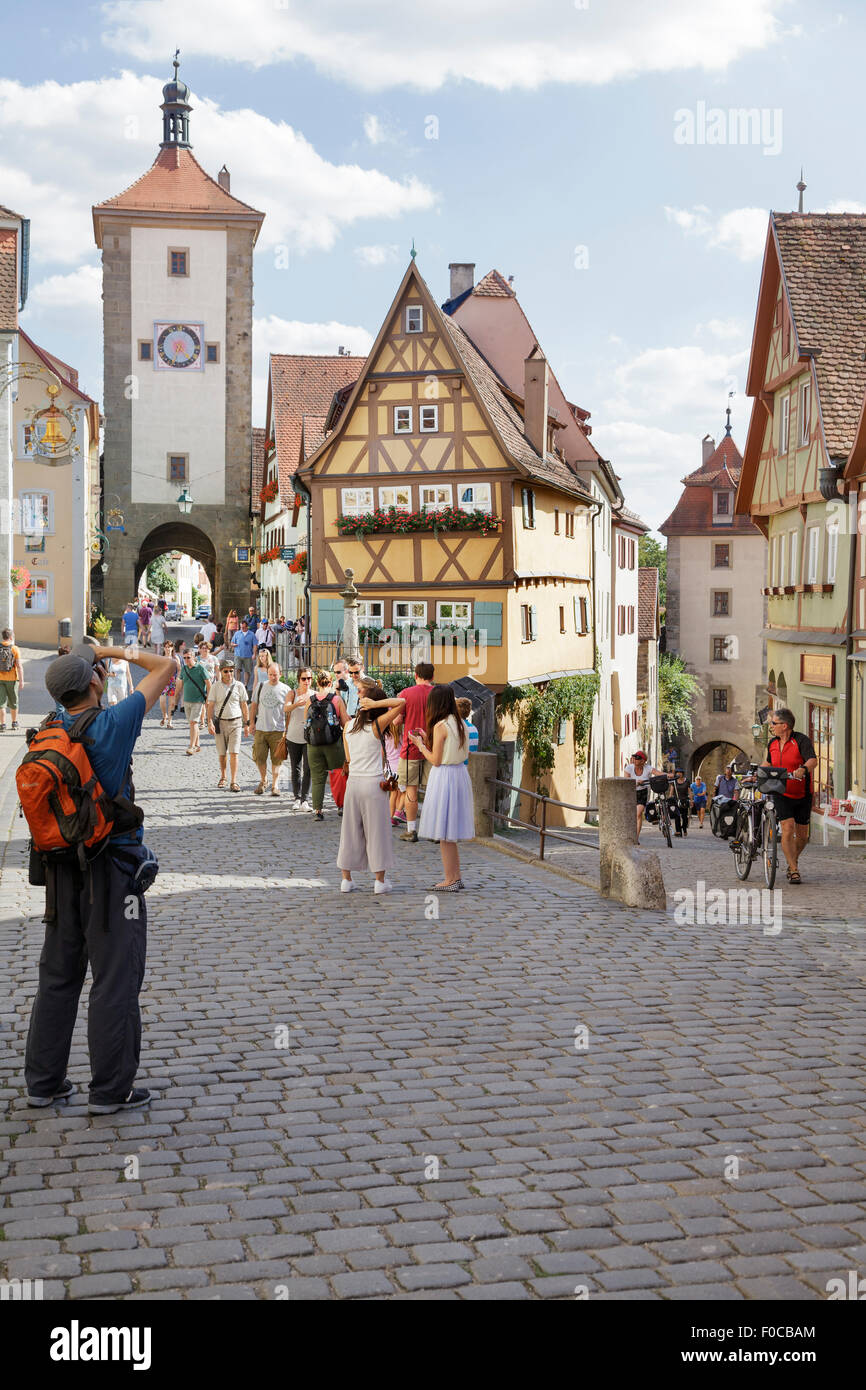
[3,0,864,532]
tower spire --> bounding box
[160,50,192,149]
[796,168,806,214]
[725,390,734,437]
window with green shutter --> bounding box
[474,601,502,646]
[316,597,343,639]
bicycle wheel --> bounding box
[659,800,673,848]
[762,806,778,889]
[733,807,753,880]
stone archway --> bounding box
[136,522,217,601]
[690,739,751,784]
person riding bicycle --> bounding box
[667,768,692,837]
[762,706,817,885]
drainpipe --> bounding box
[588,494,604,797]
[293,473,313,640]
[845,485,857,795]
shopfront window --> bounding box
[808,702,835,805]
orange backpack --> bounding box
[17,711,118,864]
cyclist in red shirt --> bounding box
[762,706,817,884]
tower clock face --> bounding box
[154,322,203,370]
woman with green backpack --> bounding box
[305,670,349,820]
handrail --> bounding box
[486,775,598,860]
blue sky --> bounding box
[3,0,864,530]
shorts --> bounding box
[253,729,286,765]
[398,757,428,791]
[215,718,243,757]
[0,680,19,709]
[635,786,648,806]
[692,796,707,809]
[770,791,813,826]
[185,702,203,722]
[123,631,137,646]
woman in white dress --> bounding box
[104,655,132,708]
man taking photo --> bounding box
[24,642,175,1114]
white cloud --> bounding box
[27,265,102,310]
[353,244,400,267]
[363,114,385,144]
[665,205,769,261]
[695,316,750,342]
[0,73,436,266]
[102,0,786,92]
[252,314,374,420]
[824,198,866,214]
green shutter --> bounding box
[474,600,502,646]
[529,604,538,641]
[573,596,580,633]
[316,597,343,639]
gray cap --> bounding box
[220,658,235,670]
[45,653,96,705]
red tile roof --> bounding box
[472,269,515,298]
[0,229,18,333]
[638,566,659,640]
[612,503,650,533]
[269,354,367,499]
[250,427,266,515]
[93,146,263,224]
[682,432,743,483]
[19,329,96,404]
[661,429,760,534]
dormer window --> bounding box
[713,490,732,524]
[406,306,423,333]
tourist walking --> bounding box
[337,682,403,895]
[137,599,152,647]
[305,670,349,820]
[690,771,708,827]
[284,668,313,810]
[207,659,250,792]
[231,620,256,695]
[158,641,180,726]
[104,654,132,707]
[249,661,291,796]
[175,649,210,755]
[121,603,139,647]
[411,684,474,890]
[251,648,272,697]
[0,628,24,732]
[150,605,167,655]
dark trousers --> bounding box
[24,851,147,1105]
[287,739,310,802]
[668,797,689,833]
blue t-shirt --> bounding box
[690,780,707,801]
[60,693,146,843]
[122,611,138,634]
[232,629,256,659]
[463,720,479,765]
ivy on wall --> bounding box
[500,668,600,779]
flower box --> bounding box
[335,506,501,538]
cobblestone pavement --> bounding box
[2,656,866,1300]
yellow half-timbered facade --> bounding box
[296,262,595,692]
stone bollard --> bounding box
[468,751,498,837]
[598,778,666,911]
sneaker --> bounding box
[27,1078,75,1108]
[88,1087,152,1116]
[400,829,418,843]
[293,799,303,812]
[11,722,18,731]
[373,877,393,894]
[314,811,324,821]
[302,801,313,812]
[340,879,356,893]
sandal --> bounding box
[789,870,802,884]
[217,777,227,788]
[254,783,265,795]
[230,783,241,792]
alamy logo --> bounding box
[673,882,781,935]
[826,1271,866,1299]
[49,1321,152,1371]
[674,102,783,156]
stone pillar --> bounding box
[468,751,498,837]
[341,568,359,659]
[598,777,666,910]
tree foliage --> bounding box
[638,535,667,611]
[500,671,600,779]
[659,653,700,742]
[146,557,175,596]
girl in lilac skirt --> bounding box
[410,684,475,891]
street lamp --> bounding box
[177,486,193,515]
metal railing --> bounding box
[274,633,415,683]
[486,777,599,860]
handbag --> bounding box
[378,723,399,793]
[329,766,349,808]
[212,684,235,736]
[274,712,291,765]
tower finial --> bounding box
[173,48,180,80]
[796,168,806,214]
[725,389,734,437]
[161,51,192,149]
[410,238,417,261]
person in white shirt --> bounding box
[200,619,218,646]
[624,750,656,841]
[207,660,250,791]
[150,608,167,654]
[249,661,292,796]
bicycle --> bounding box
[645,772,675,848]
[730,763,791,888]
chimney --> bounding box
[524,345,549,456]
[448,262,475,300]
[218,165,231,192]
[702,434,715,464]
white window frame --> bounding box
[393,600,428,628]
[457,482,491,514]
[799,381,811,445]
[340,487,374,517]
[436,601,472,628]
[358,600,384,630]
[713,490,732,521]
[18,572,53,616]
[420,484,452,511]
[378,486,411,513]
[769,536,777,586]
[778,532,787,587]
[419,404,439,433]
[17,424,34,459]
[20,490,54,537]
[806,525,819,584]
[394,406,412,434]
[789,530,799,586]
[779,396,790,454]
[405,305,423,333]
[826,521,838,584]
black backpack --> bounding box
[304,692,342,746]
[0,644,16,673]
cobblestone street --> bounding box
[2,658,866,1300]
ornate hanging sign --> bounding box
[31,383,76,458]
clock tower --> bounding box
[93,59,264,622]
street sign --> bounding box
[280,546,295,563]
[235,545,250,563]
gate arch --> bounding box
[136,523,217,606]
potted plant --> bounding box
[10,564,31,592]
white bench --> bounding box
[820,793,866,847]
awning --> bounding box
[762,629,847,647]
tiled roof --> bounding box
[269,354,366,498]
[774,213,866,457]
[19,329,96,404]
[661,429,760,533]
[472,269,515,298]
[0,229,17,332]
[443,318,591,500]
[0,204,25,219]
[250,427,266,515]
[682,432,743,483]
[94,146,263,219]
[612,503,650,532]
[638,567,659,639]
[302,415,328,459]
